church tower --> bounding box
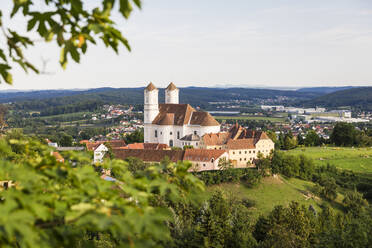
[144,82,159,124]
[144,83,159,143]
[165,82,179,104]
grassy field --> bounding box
[214,115,287,123]
[208,176,344,218]
[285,147,372,173]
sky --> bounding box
[1,0,372,90]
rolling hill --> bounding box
[302,87,372,111]
[4,87,323,111]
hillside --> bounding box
[208,176,344,218]
[301,87,372,111]
[297,86,354,94]
[5,87,323,111]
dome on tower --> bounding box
[166,82,177,91]
[145,82,157,91]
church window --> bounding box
[155,130,158,138]
[211,158,214,163]
[194,131,197,135]
[177,131,180,139]
[203,164,206,167]
[169,140,174,147]
[170,132,173,135]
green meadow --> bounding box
[208,176,344,219]
[285,147,372,173]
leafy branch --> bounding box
[0,0,141,84]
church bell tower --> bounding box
[165,82,179,104]
[144,82,159,142]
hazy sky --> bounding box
[1,0,372,90]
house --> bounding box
[111,148,228,172]
[94,144,109,163]
[199,124,275,167]
[184,149,228,172]
[84,140,126,151]
[113,149,185,164]
[143,82,220,148]
[124,143,170,150]
[179,134,201,148]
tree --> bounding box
[255,154,271,176]
[0,104,7,131]
[330,122,356,146]
[123,129,144,144]
[297,134,304,146]
[283,133,297,150]
[59,132,73,146]
[254,202,316,248]
[304,130,321,147]
[0,133,204,246]
[0,0,141,84]
[218,157,233,170]
[343,190,368,217]
[318,176,338,201]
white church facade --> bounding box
[144,82,220,148]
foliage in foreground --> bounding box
[0,0,141,84]
[0,132,204,247]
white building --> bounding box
[94,144,109,163]
[144,82,220,147]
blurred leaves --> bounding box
[0,0,141,84]
[0,131,205,247]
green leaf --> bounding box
[119,0,133,19]
[0,49,7,62]
[27,17,38,31]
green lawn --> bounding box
[285,147,372,173]
[215,116,287,123]
[208,176,343,218]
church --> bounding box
[144,82,220,147]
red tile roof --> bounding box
[113,149,185,163]
[152,104,219,126]
[226,139,255,149]
[123,143,169,150]
[85,140,126,151]
[183,149,227,162]
[202,132,229,146]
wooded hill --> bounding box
[6,87,322,112]
[3,86,371,113]
[301,87,372,111]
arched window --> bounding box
[155,130,158,138]
[211,158,214,163]
[169,139,173,147]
